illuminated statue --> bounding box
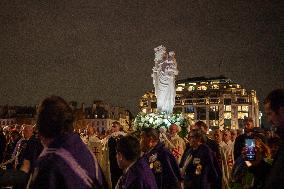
[152,45,178,114]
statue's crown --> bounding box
[154,45,166,52]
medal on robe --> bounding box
[195,164,202,175]
[153,160,162,173]
[149,153,157,163]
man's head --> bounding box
[86,124,95,136]
[169,124,180,136]
[264,89,284,128]
[223,129,231,143]
[194,121,208,134]
[213,129,223,144]
[230,129,237,142]
[111,121,121,133]
[188,129,205,149]
[22,124,33,139]
[116,135,141,170]
[243,117,254,133]
[140,128,159,152]
[37,96,74,139]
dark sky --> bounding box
[0,0,283,114]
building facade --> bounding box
[139,76,260,130]
[0,101,131,133]
[73,100,131,133]
[0,105,36,127]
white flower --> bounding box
[141,117,146,123]
[157,118,163,125]
[149,117,154,124]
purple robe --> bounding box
[181,144,220,189]
[142,142,182,189]
[118,157,158,189]
[28,133,108,189]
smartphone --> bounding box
[245,138,256,161]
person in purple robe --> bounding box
[115,135,158,189]
[27,96,108,189]
[140,128,182,189]
[179,129,220,189]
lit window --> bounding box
[210,106,219,111]
[238,112,248,119]
[201,86,207,90]
[224,112,232,119]
[209,120,219,126]
[212,84,219,89]
[242,106,248,111]
[238,106,242,111]
[142,108,147,113]
[176,86,183,91]
[224,105,231,111]
[188,86,195,91]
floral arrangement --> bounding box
[133,112,191,137]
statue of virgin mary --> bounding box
[152,45,178,114]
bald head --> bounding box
[86,124,95,136]
[22,124,33,139]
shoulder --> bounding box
[206,138,219,151]
[38,149,62,166]
[199,144,213,154]
[128,158,157,187]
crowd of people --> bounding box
[0,88,283,189]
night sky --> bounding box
[0,0,283,114]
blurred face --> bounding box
[86,125,94,136]
[223,130,231,143]
[213,130,222,144]
[188,133,200,149]
[265,102,284,127]
[111,123,120,133]
[169,124,178,135]
[22,125,33,139]
[193,124,206,133]
[244,121,254,133]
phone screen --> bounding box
[245,138,256,161]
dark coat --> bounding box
[118,157,158,189]
[143,142,182,189]
[182,144,220,189]
[108,135,123,189]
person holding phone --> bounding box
[231,134,271,189]
[233,118,255,160]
